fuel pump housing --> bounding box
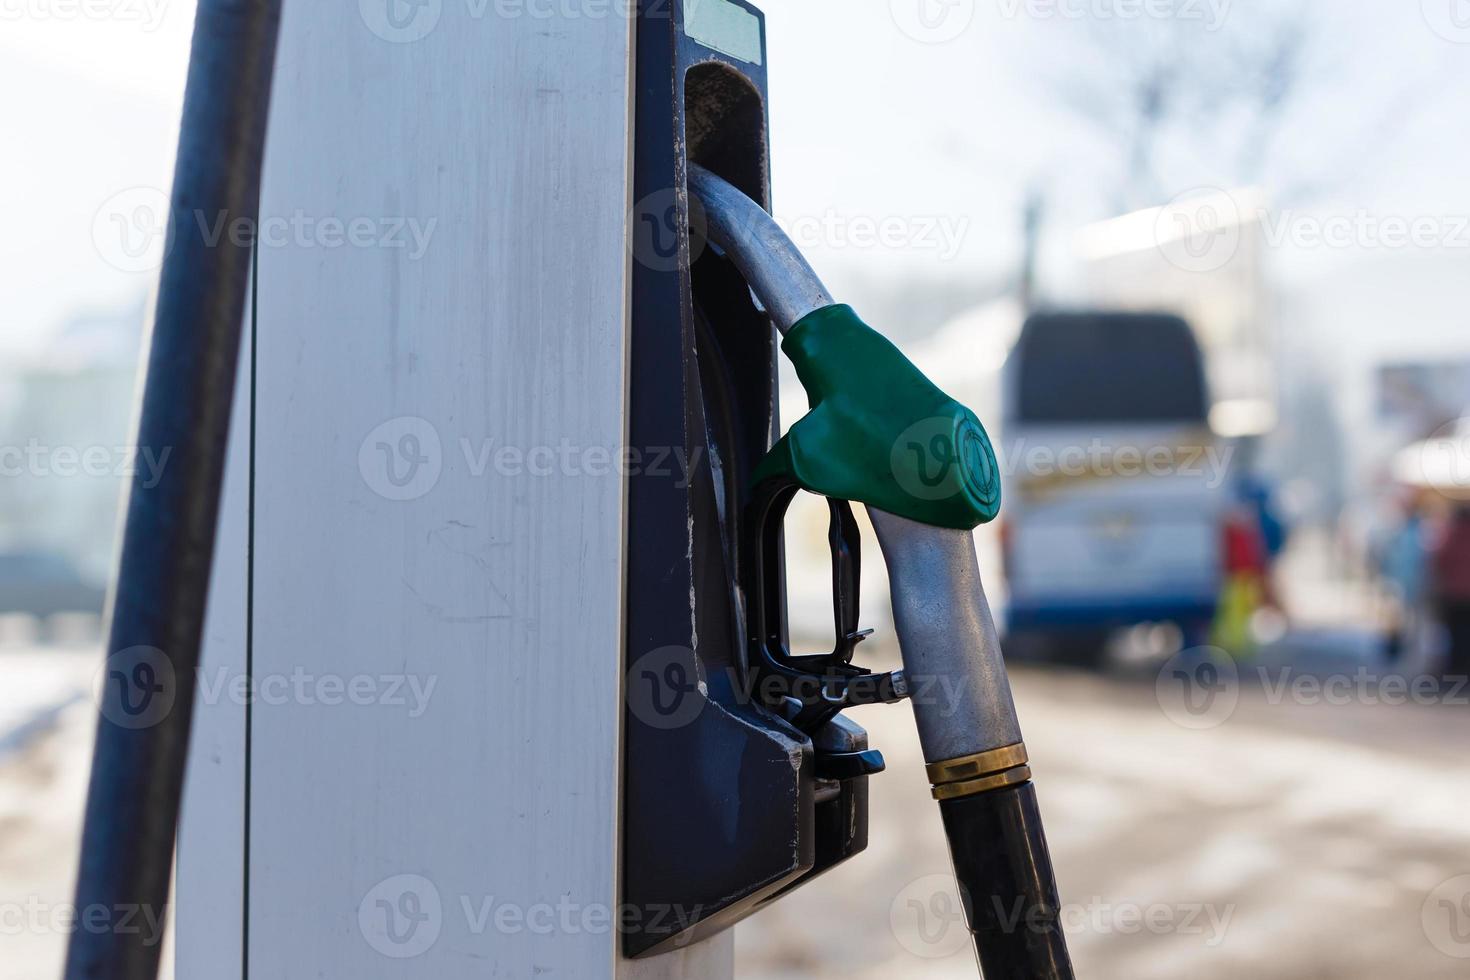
[621,0,875,957]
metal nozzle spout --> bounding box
[866,508,1023,763]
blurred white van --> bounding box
[1000,312,1226,663]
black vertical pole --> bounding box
[64,2,281,978]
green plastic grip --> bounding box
[754,304,1001,530]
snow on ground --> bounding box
[6,645,1470,978]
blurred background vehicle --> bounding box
[999,311,1223,666]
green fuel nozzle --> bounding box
[689,163,1074,979]
[759,302,1002,531]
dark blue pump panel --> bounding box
[623,0,872,957]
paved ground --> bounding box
[737,653,1470,979]
[7,645,1470,979]
[0,649,97,980]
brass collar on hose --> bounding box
[927,743,1030,801]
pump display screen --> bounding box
[684,0,763,65]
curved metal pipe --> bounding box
[687,163,833,334]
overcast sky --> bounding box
[1,0,1466,356]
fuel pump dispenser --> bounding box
[71,0,1073,976]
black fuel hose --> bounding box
[64,3,281,979]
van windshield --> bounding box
[1015,313,1208,424]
